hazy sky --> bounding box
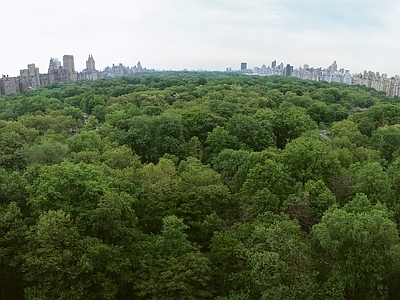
[2,0,400,76]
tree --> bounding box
[133,216,214,300]
[351,162,393,207]
[27,161,108,218]
[312,194,400,299]
[134,158,179,233]
[23,210,132,300]
[280,135,342,185]
[226,114,276,151]
[175,159,231,244]
[369,124,400,162]
[0,168,28,210]
[212,149,250,191]
[329,119,368,147]
[211,215,321,300]
[124,115,155,162]
[0,202,27,300]
[152,114,188,160]
[187,136,203,160]
[80,92,107,114]
[306,101,329,126]
[203,126,240,163]
[100,145,140,170]
[89,192,138,246]
[67,130,103,154]
[240,159,293,215]
[182,108,225,144]
[272,104,318,149]
[0,131,27,171]
[24,138,67,166]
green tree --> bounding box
[24,138,67,166]
[272,104,318,149]
[27,161,108,218]
[306,101,330,126]
[133,216,214,299]
[240,159,293,216]
[369,124,400,162]
[280,135,342,185]
[212,149,250,191]
[67,130,103,154]
[153,114,188,160]
[351,162,393,207]
[0,202,27,300]
[203,126,240,163]
[0,131,27,171]
[23,210,131,300]
[312,194,400,299]
[226,114,276,151]
[182,108,225,143]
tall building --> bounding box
[271,60,277,69]
[63,55,77,82]
[136,61,142,72]
[241,62,247,71]
[284,64,293,76]
[48,57,69,84]
[0,75,20,95]
[82,55,98,80]
[48,58,61,73]
[20,63,40,90]
[331,60,338,73]
[86,55,96,71]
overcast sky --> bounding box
[2,0,400,76]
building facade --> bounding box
[63,55,77,82]
[0,75,20,95]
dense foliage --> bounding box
[1,72,400,299]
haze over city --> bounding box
[2,0,400,76]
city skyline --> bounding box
[1,1,400,77]
[3,54,400,97]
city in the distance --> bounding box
[1,55,400,97]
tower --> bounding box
[48,58,61,73]
[241,62,247,71]
[284,64,293,76]
[331,60,338,73]
[137,61,142,72]
[84,55,98,80]
[63,55,77,82]
[86,55,96,71]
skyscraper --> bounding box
[86,55,96,71]
[48,58,61,73]
[83,55,98,80]
[241,62,247,71]
[63,55,77,82]
[284,64,293,76]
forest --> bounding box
[1,71,400,299]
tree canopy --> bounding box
[1,71,400,299]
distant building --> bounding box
[19,63,41,91]
[284,64,293,76]
[112,63,126,77]
[47,58,68,84]
[0,75,20,95]
[136,61,143,72]
[241,62,247,71]
[48,58,61,73]
[271,60,276,69]
[81,55,98,80]
[63,55,77,82]
[86,55,95,71]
